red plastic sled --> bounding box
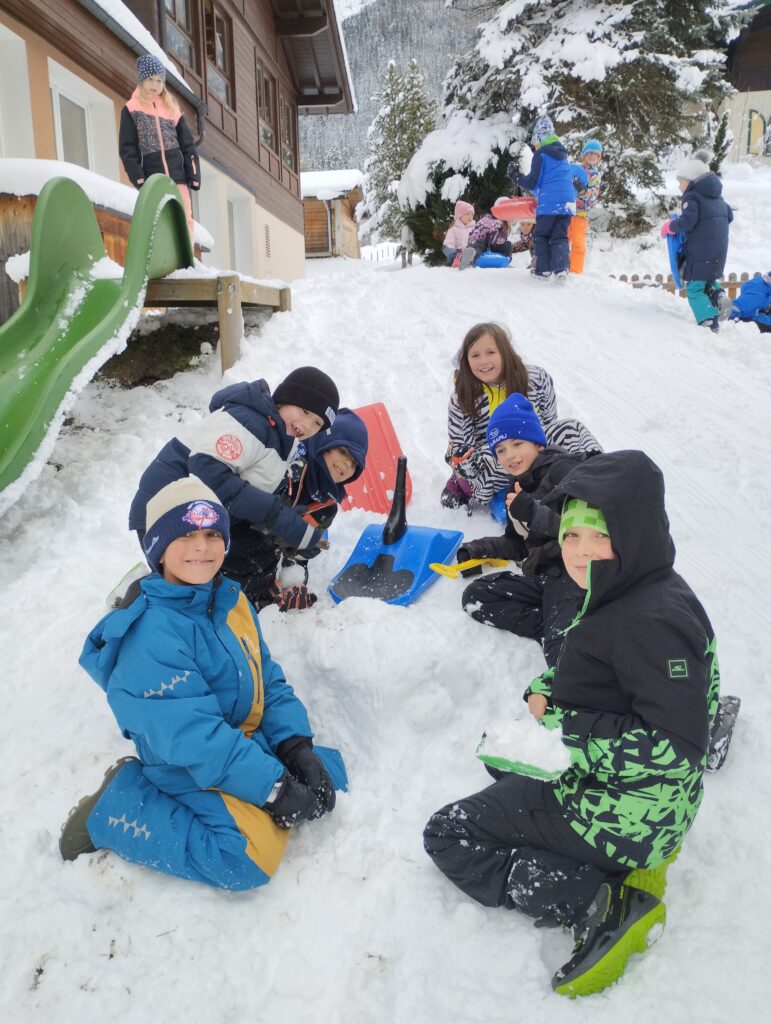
[342,402,412,514]
[491,196,537,222]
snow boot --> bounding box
[554,270,569,284]
[457,246,475,271]
[706,694,741,772]
[552,881,665,997]
[440,474,471,510]
[451,252,462,268]
[59,757,138,861]
[624,845,681,900]
[700,317,720,333]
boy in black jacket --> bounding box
[425,450,721,997]
[458,393,597,666]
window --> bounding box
[279,95,297,171]
[51,87,91,169]
[165,0,197,72]
[256,63,276,152]
[204,0,233,107]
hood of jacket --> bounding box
[209,379,274,418]
[687,172,724,200]
[538,140,568,162]
[303,407,369,500]
[79,575,231,691]
[542,450,675,609]
[453,200,474,222]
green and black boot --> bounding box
[552,880,666,998]
[59,757,137,861]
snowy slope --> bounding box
[1,174,770,1023]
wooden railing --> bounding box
[614,271,762,299]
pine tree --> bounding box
[436,0,748,233]
[359,59,437,243]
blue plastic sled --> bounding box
[667,231,686,289]
[328,524,464,607]
[475,251,512,269]
[489,487,509,525]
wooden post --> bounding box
[279,287,292,312]
[217,274,242,373]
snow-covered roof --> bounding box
[0,159,213,248]
[301,169,364,200]
[79,0,192,95]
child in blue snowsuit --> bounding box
[60,478,343,890]
[729,271,771,333]
[129,365,340,560]
[509,114,587,278]
[661,151,733,332]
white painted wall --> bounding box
[0,24,35,158]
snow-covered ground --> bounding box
[1,169,769,1023]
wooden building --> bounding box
[724,3,771,161]
[301,168,363,258]
[0,0,355,282]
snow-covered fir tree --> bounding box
[408,0,747,237]
[359,60,436,243]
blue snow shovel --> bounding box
[328,456,464,606]
[667,231,687,289]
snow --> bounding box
[87,0,191,93]
[1,166,770,1021]
[334,0,378,20]
[301,168,364,200]
[0,159,214,248]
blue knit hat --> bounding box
[136,54,166,84]
[143,477,230,573]
[531,115,555,145]
[580,139,603,157]
[487,393,548,454]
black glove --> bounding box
[455,544,483,577]
[506,489,535,525]
[506,160,519,183]
[277,737,336,815]
[277,584,318,612]
[264,773,322,829]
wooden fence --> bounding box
[614,270,762,299]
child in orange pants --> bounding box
[568,140,603,274]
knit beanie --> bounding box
[137,54,166,83]
[558,497,609,546]
[531,115,555,146]
[272,366,339,429]
[487,393,548,453]
[676,149,711,183]
[581,139,603,157]
[143,477,230,573]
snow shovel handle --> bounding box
[429,558,509,579]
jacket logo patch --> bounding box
[668,659,689,680]
[216,434,243,460]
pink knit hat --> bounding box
[454,200,474,219]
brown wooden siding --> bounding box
[304,198,331,253]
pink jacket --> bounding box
[443,200,475,249]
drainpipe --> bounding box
[75,0,207,145]
[324,199,333,256]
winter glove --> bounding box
[448,446,488,482]
[506,160,519,184]
[455,541,488,577]
[263,773,322,829]
[277,584,318,612]
[660,219,674,237]
[506,488,535,526]
[277,737,336,815]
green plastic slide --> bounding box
[0,174,193,513]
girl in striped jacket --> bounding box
[442,322,600,509]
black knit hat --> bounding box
[273,366,339,429]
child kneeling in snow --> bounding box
[458,393,597,667]
[60,478,342,890]
[424,451,719,997]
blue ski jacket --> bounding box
[517,141,587,217]
[128,380,317,550]
[669,173,733,281]
[80,574,312,806]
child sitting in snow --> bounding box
[60,478,342,889]
[129,365,339,582]
[442,200,475,266]
[424,450,720,997]
[568,139,604,274]
[225,408,368,611]
[510,218,536,271]
[119,55,200,239]
[457,393,597,666]
[442,323,600,510]
[660,150,733,333]
[456,200,513,270]
[729,270,771,333]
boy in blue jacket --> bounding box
[60,478,343,890]
[661,150,733,332]
[508,114,587,279]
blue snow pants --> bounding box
[534,214,571,276]
[685,280,720,324]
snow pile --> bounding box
[0,159,214,248]
[301,169,364,200]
